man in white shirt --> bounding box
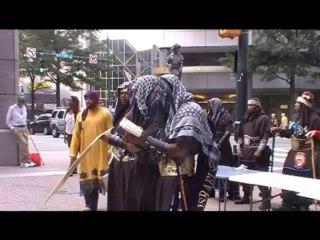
[6,95,36,168]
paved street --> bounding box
[0,134,317,211]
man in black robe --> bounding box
[234,98,272,210]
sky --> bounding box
[98,30,165,51]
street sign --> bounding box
[55,51,73,59]
[89,54,98,64]
[26,47,37,58]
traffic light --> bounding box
[218,29,241,39]
[38,58,45,73]
[74,62,81,76]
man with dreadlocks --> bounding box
[207,98,240,202]
[234,97,272,210]
[70,91,113,211]
[107,82,135,211]
[271,91,320,211]
[119,74,220,211]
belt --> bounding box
[111,152,133,162]
[13,125,26,127]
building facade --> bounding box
[149,30,320,119]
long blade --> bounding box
[42,128,113,205]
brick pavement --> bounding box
[0,151,317,211]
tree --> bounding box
[219,30,320,116]
[19,30,108,109]
[72,31,109,97]
[250,30,320,116]
[19,30,50,119]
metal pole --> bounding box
[236,30,249,122]
[106,37,111,107]
[232,31,249,200]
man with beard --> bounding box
[69,91,113,211]
[234,98,272,210]
[107,82,135,211]
[271,91,320,211]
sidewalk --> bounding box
[0,151,316,211]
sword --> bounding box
[42,127,113,205]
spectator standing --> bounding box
[6,94,36,168]
[65,96,80,175]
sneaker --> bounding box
[20,163,27,168]
[28,162,36,167]
[20,162,32,168]
[81,206,92,211]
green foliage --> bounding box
[250,30,320,84]
[218,52,235,70]
[19,30,109,106]
[217,30,320,116]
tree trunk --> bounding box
[31,88,35,120]
[56,76,61,107]
[288,74,296,118]
[29,73,36,120]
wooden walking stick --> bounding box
[178,171,188,211]
[43,128,113,205]
[311,137,318,211]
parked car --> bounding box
[50,107,66,138]
[29,113,52,135]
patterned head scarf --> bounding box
[207,98,225,127]
[134,75,159,117]
[122,75,160,130]
[82,91,99,121]
[128,74,220,211]
[158,74,220,169]
[158,74,193,135]
[159,75,221,211]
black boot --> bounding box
[234,196,250,204]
